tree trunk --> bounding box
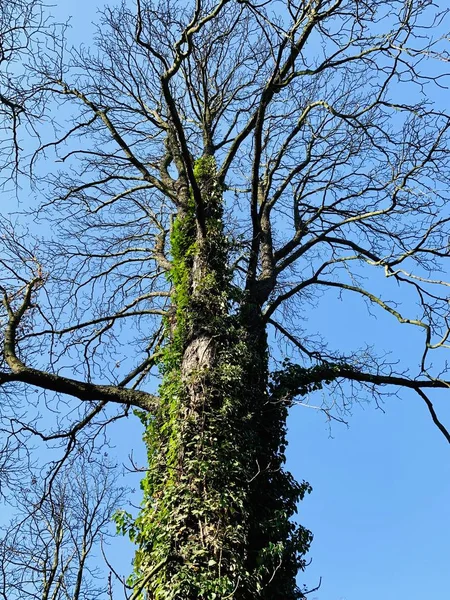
[128,157,312,599]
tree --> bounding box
[1,0,450,598]
[0,454,128,600]
[0,0,48,178]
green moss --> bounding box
[193,154,216,179]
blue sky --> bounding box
[9,1,450,598]
[293,282,450,599]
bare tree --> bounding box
[0,0,49,178]
[1,0,450,598]
[0,454,128,600]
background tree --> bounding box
[0,0,48,178]
[1,0,450,598]
[0,454,128,600]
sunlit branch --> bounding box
[1,279,158,411]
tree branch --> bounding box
[1,280,157,411]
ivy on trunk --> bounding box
[121,157,313,598]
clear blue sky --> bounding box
[23,2,450,599]
[290,291,450,600]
